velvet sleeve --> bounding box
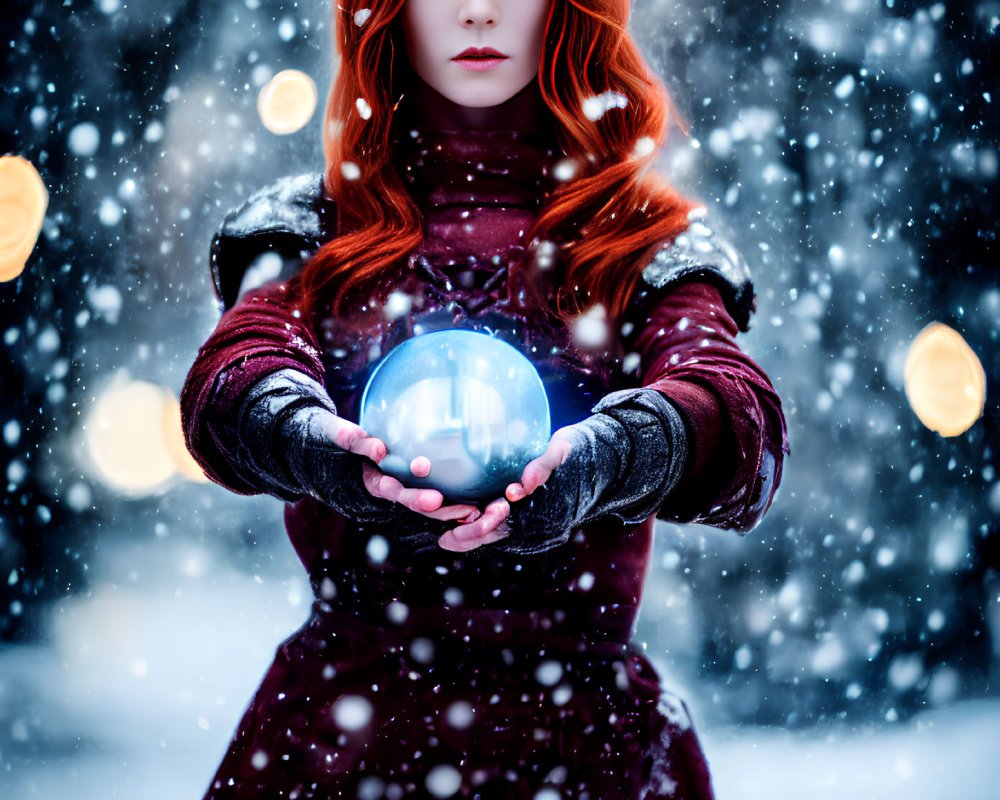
[630,281,789,532]
[179,280,326,495]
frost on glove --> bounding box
[223,369,399,523]
[499,388,690,555]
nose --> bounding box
[459,0,499,27]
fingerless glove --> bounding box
[499,388,690,555]
[227,369,398,523]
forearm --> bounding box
[221,369,337,501]
[219,369,397,521]
[583,388,690,525]
[634,281,788,531]
[180,281,326,494]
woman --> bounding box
[182,0,787,797]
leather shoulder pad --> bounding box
[210,173,333,309]
[638,215,754,331]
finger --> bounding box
[449,498,510,543]
[361,463,394,498]
[421,503,481,522]
[519,435,573,495]
[437,526,509,552]
[320,415,368,451]
[460,508,483,524]
[409,456,431,478]
[518,462,549,496]
[361,465,477,519]
[348,435,387,462]
[362,465,439,509]
[505,482,527,503]
[317,412,385,462]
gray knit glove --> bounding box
[498,389,690,555]
[232,369,398,522]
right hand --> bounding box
[436,425,577,552]
[320,414,480,523]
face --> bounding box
[401,0,550,109]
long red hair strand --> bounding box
[300,0,693,321]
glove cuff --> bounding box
[237,370,397,522]
[497,388,690,555]
[587,388,690,525]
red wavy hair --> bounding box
[300,0,693,320]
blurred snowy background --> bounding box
[1,0,998,797]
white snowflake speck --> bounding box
[366,534,389,564]
[535,660,563,687]
[332,695,373,731]
[572,304,608,348]
[552,158,577,182]
[341,161,361,181]
[582,90,628,122]
[386,601,409,625]
[68,122,100,157]
[425,764,462,798]
[834,74,856,100]
[445,700,475,730]
[278,17,296,42]
[98,197,123,227]
[633,136,656,158]
[384,290,412,319]
[410,637,435,664]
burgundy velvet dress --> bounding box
[181,86,786,800]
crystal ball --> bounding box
[359,330,551,501]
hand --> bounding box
[320,414,479,523]
[504,426,575,502]
[436,426,577,552]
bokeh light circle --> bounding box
[257,69,318,135]
[162,395,208,483]
[904,322,986,438]
[0,155,48,282]
[84,378,205,494]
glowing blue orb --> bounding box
[359,330,551,501]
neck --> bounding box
[393,78,561,269]
[398,77,548,135]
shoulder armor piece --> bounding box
[640,216,754,331]
[210,173,332,309]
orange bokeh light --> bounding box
[0,155,48,282]
[257,69,318,135]
[904,323,987,438]
[84,378,207,495]
[162,394,208,483]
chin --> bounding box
[452,93,513,109]
[432,73,532,110]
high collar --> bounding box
[393,78,561,267]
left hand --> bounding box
[436,427,577,552]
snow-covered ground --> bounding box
[2,534,997,800]
[706,702,1000,800]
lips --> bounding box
[452,47,509,71]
